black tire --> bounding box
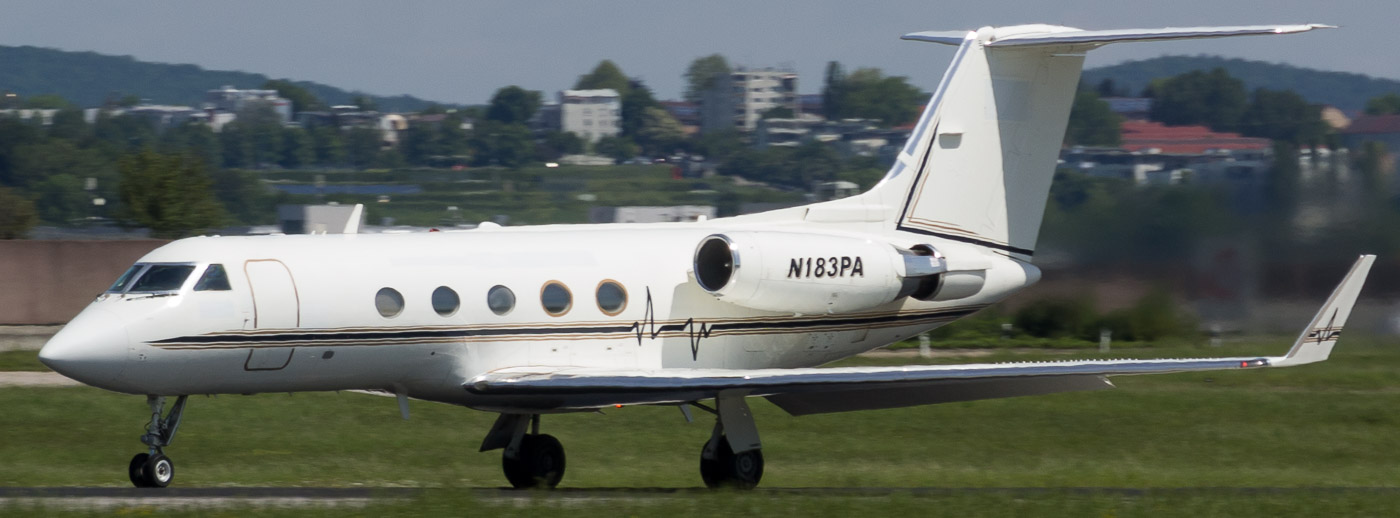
[700,436,763,490]
[140,454,174,488]
[503,434,567,489]
[699,437,727,488]
[128,453,151,488]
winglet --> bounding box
[1272,255,1375,367]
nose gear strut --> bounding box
[129,395,188,488]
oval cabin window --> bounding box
[375,288,404,318]
[487,285,516,316]
[431,286,460,316]
[540,282,572,316]
[595,280,627,316]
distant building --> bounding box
[1102,97,1153,120]
[1339,114,1400,152]
[0,109,59,125]
[1119,120,1270,155]
[558,89,620,143]
[755,116,908,163]
[205,86,292,124]
[126,105,198,129]
[813,180,860,200]
[700,67,798,133]
[1060,121,1276,186]
[589,205,715,224]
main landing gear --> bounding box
[696,393,764,489]
[480,394,766,490]
[481,414,566,489]
[129,395,188,488]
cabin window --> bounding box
[487,285,515,315]
[432,286,460,316]
[540,281,572,316]
[596,280,627,316]
[194,264,232,291]
[375,288,404,318]
[128,264,196,293]
[107,264,146,293]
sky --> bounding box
[0,1,1393,105]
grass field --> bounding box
[2,339,1397,515]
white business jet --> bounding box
[41,23,1362,490]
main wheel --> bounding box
[503,434,566,489]
[700,437,727,488]
[140,454,174,488]
[128,453,151,488]
[700,436,763,490]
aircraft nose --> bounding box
[39,307,129,386]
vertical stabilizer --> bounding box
[853,24,1331,258]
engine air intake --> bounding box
[694,235,737,292]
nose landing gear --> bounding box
[129,395,187,488]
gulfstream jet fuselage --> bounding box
[40,23,1355,490]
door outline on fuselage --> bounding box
[243,259,301,371]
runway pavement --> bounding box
[0,371,78,388]
[4,486,1399,510]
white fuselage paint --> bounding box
[55,219,1037,412]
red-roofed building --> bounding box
[1340,114,1400,152]
[1062,121,1274,186]
[1120,121,1270,154]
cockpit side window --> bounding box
[107,265,147,293]
[128,264,196,293]
[194,264,232,291]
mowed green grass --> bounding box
[2,340,1398,515]
[0,350,48,371]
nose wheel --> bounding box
[129,395,187,488]
[128,452,175,488]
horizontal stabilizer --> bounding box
[902,24,1333,47]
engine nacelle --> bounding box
[898,244,990,302]
[692,232,988,314]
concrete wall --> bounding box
[0,240,166,325]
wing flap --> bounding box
[765,375,1112,416]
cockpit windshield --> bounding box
[126,264,197,293]
[107,265,145,293]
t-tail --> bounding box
[847,24,1332,258]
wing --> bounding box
[466,255,1373,416]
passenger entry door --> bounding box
[243,260,300,371]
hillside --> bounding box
[0,45,450,111]
[1082,55,1400,112]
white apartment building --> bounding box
[558,89,620,143]
[700,67,798,133]
[204,86,293,124]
